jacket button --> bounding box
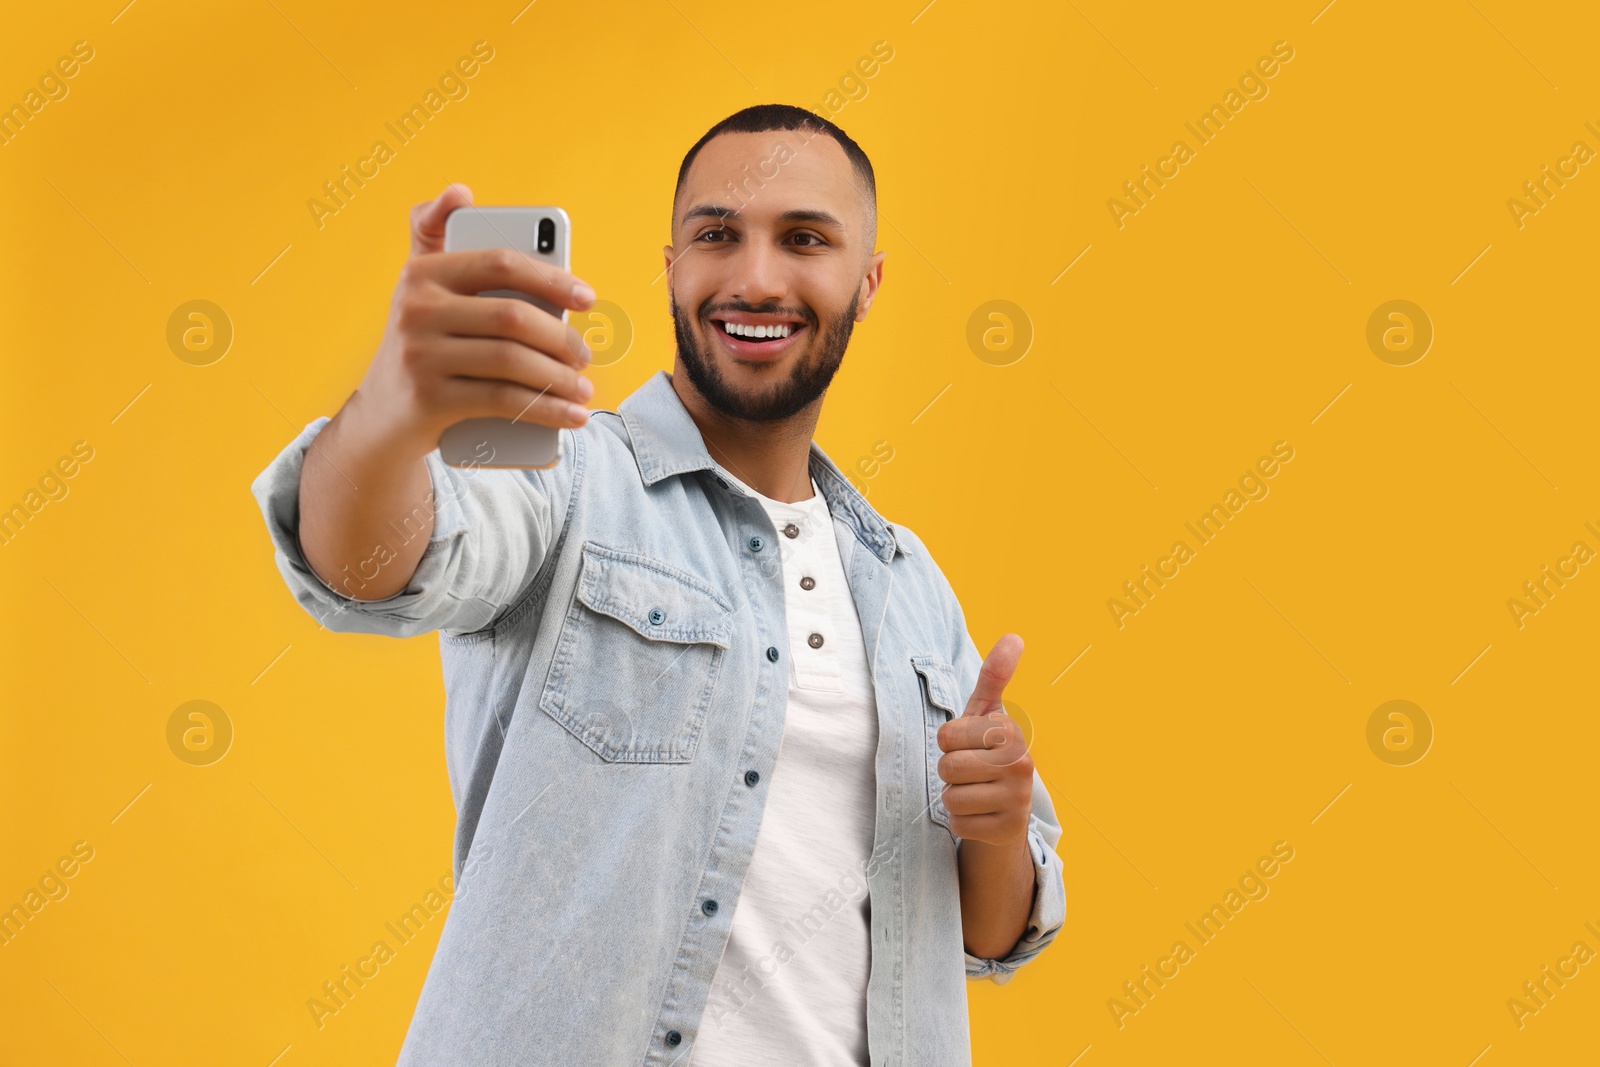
[766,646,780,662]
[665,1030,682,1047]
[783,523,799,538]
[800,576,815,590]
[744,770,760,787]
[648,608,665,625]
[748,535,765,552]
[808,632,824,648]
[702,898,718,915]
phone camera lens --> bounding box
[537,217,555,253]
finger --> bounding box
[938,711,1022,756]
[938,747,1003,786]
[434,336,593,406]
[434,376,590,430]
[940,781,1018,817]
[934,713,1024,764]
[426,247,596,314]
[960,633,1023,717]
[430,291,592,370]
[411,183,473,257]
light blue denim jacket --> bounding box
[251,368,1066,1066]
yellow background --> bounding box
[3,0,1597,1063]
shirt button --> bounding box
[748,536,765,552]
[799,576,815,591]
[665,1030,682,1047]
[766,646,780,662]
[744,770,760,787]
[808,632,824,649]
[783,522,799,538]
[702,899,718,915]
[648,608,665,625]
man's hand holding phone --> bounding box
[297,184,596,602]
[350,183,596,461]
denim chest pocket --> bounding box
[539,541,735,763]
[911,654,961,841]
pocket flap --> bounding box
[911,655,961,716]
[575,541,734,649]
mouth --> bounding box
[709,315,807,362]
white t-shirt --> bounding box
[688,468,879,1067]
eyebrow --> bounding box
[680,204,847,232]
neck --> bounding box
[669,368,819,503]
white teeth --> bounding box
[722,321,793,339]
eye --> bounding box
[790,232,825,247]
[695,227,733,243]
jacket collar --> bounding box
[618,369,910,564]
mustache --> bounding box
[702,302,815,329]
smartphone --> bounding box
[438,206,572,469]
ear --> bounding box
[855,249,887,321]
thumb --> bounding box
[961,633,1023,717]
[410,183,473,256]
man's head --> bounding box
[665,104,886,423]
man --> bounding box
[253,103,1065,1066]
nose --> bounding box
[729,237,786,308]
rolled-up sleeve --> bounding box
[963,772,1067,984]
[250,416,568,638]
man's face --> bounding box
[666,130,885,422]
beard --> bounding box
[672,288,860,422]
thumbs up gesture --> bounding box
[935,633,1033,848]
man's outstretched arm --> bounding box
[297,183,597,604]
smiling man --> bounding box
[253,103,1065,1066]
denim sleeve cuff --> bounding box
[963,814,1067,985]
[250,417,491,638]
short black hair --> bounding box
[673,104,877,247]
